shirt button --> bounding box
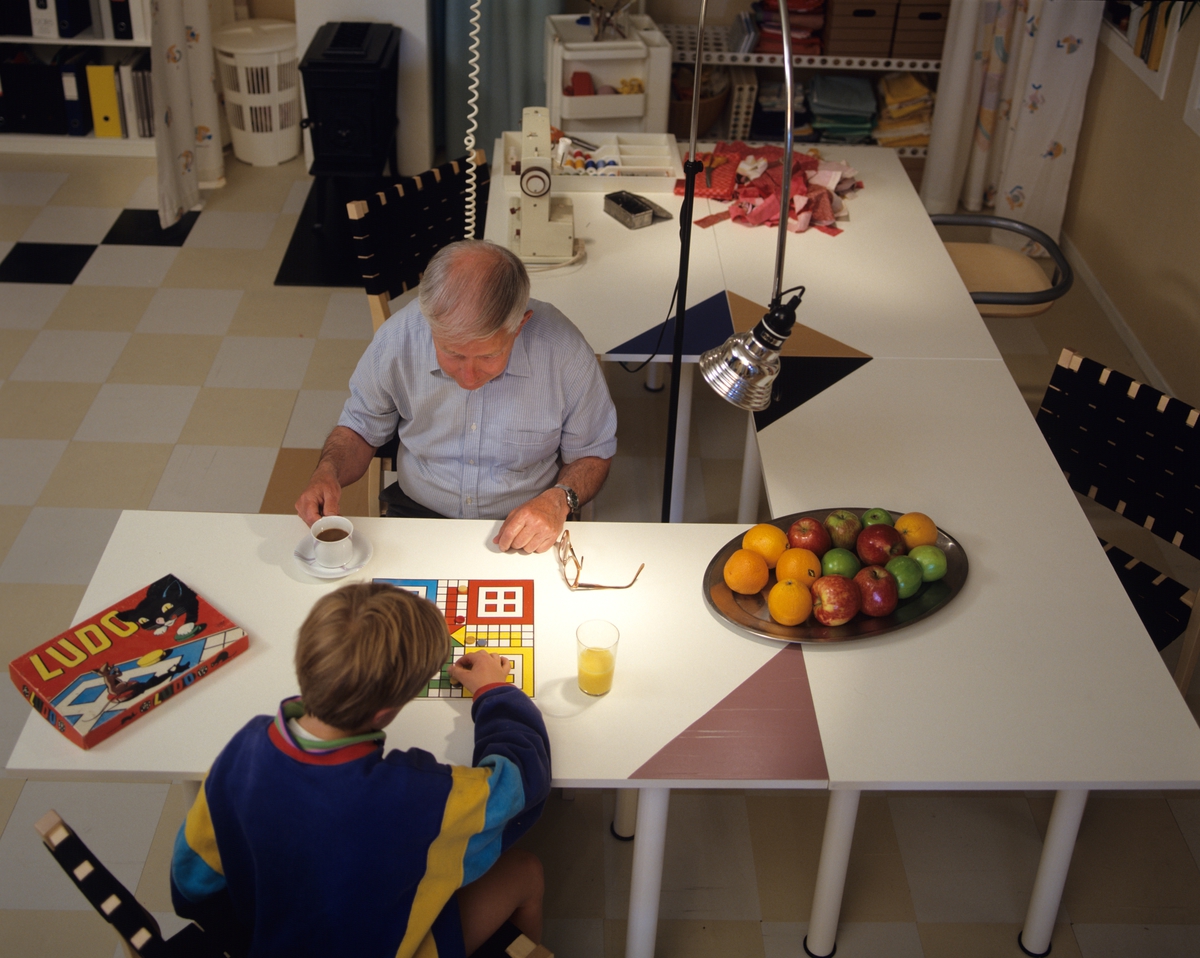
[468,460,474,465]
[466,497,473,505]
[471,423,478,431]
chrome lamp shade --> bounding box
[699,293,803,411]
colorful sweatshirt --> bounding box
[170,686,550,958]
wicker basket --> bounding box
[668,86,730,140]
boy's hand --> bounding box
[450,651,513,694]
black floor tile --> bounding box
[102,209,200,246]
[0,242,97,284]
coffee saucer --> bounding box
[293,532,373,580]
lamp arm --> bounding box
[771,1,796,305]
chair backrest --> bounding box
[34,810,230,958]
[348,151,491,330]
[1036,348,1199,560]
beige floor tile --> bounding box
[44,286,157,333]
[282,390,349,448]
[135,783,189,912]
[0,778,24,835]
[202,156,311,212]
[227,287,330,338]
[1072,923,1200,957]
[258,447,370,518]
[1038,792,1200,923]
[0,439,68,505]
[761,920,926,958]
[700,458,747,523]
[918,922,1081,958]
[9,330,129,383]
[161,247,288,291]
[205,337,314,389]
[0,506,30,565]
[0,330,36,379]
[107,334,223,386]
[610,395,668,457]
[0,584,88,663]
[0,205,40,241]
[46,156,156,207]
[841,796,917,923]
[603,919,765,958]
[746,793,828,921]
[0,283,69,331]
[37,442,173,510]
[179,388,297,447]
[149,445,278,513]
[0,908,122,958]
[513,789,606,919]
[0,507,120,585]
[543,917,604,958]
[0,381,100,439]
[302,339,369,390]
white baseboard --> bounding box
[1058,230,1174,397]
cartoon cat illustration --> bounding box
[115,575,207,641]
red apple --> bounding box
[810,574,861,626]
[788,517,832,557]
[853,566,899,617]
[856,523,907,566]
[824,509,862,551]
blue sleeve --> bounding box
[469,685,551,850]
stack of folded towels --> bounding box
[872,72,934,148]
[753,0,825,55]
[809,75,876,144]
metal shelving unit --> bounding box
[658,23,937,158]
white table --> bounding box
[754,357,1200,956]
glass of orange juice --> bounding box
[576,620,619,696]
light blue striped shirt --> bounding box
[338,298,618,519]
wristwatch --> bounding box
[553,483,580,519]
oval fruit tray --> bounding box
[702,508,969,644]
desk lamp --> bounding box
[661,0,800,521]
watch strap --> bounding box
[553,483,580,519]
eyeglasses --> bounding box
[556,531,644,591]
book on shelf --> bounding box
[28,0,57,38]
[59,44,95,135]
[88,0,113,41]
[125,0,145,41]
[86,59,122,134]
[8,574,249,750]
[132,47,152,135]
[107,0,130,40]
[1,0,33,36]
[55,0,92,37]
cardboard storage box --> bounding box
[891,0,950,58]
[823,1,899,56]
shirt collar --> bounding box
[268,696,385,765]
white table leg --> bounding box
[738,412,762,524]
[1019,789,1088,957]
[806,789,861,958]
[613,788,638,840]
[669,365,694,523]
[645,362,664,392]
[625,787,670,958]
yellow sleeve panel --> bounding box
[394,764,492,958]
[184,779,224,876]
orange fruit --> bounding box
[724,548,770,595]
[768,578,813,626]
[776,548,822,588]
[742,523,789,569]
[894,512,938,550]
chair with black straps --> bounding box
[344,152,490,516]
[1036,348,1199,692]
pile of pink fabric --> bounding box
[681,142,863,236]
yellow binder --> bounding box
[86,64,124,138]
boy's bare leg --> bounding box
[458,848,545,955]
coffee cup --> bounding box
[310,516,354,568]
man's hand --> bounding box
[449,650,513,694]
[493,489,567,553]
[295,463,342,527]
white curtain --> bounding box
[152,0,226,228]
[921,0,1104,251]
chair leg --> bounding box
[1174,600,1200,695]
[368,458,382,518]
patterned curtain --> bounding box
[922,0,1104,252]
[152,0,226,228]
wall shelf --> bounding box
[0,132,155,156]
[0,31,150,48]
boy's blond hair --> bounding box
[295,583,450,731]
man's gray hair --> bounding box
[418,240,531,342]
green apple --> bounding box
[885,555,924,598]
[861,508,893,527]
[821,547,861,579]
[908,545,947,582]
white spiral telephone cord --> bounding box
[462,0,483,239]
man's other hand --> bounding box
[295,465,342,527]
[493,490,567,553]
[449,650,513,693]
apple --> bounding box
[821,547,861,579]
[909,544,948,582]
[810,575,861,626]
[824,509,862,550]
[854,566,899,617]
[856,523,907,566]
[885,555,924,599]
[861,507,893,527]
[788,517,832,557]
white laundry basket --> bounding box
[214,19,301,166]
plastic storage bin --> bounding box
[545,14,670,135]
[214,19,300,166]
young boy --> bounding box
[170,582,551,957]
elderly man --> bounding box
[296,240,617,554]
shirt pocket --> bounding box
[502,428,561,470]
